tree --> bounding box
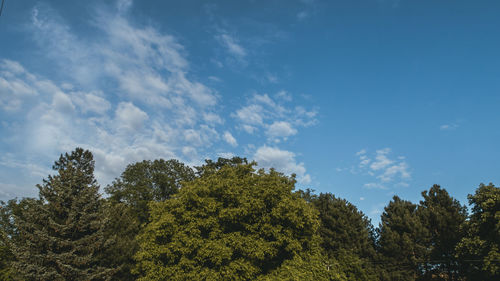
[377,196,429,281]
[103,158,195,279]
[309,193,378,280]
[11,148,113,280]
[105,159,195,224]
[456,183,500,281]
[195,156,249,177]
[0,199,19,280]
[417,185,467,280]
[134,162,339,280]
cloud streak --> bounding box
[356,148,411,189]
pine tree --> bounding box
[11,148,113,280]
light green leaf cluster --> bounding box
[134,163,335,280]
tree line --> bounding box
[0,148,498,280]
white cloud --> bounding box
[217,152,235,159]
[440,123,459,130]
[377,161,410,182]
[52,92,75,114]
[266,121,297,140]
[242,124,257,134]
[72,91,111,115]
[232,92,317,142]
[253,145,310,184]
[115,102,148,132]
[0,2,225,191]
[216,33,247,58]
[0,1,319,200]
[223,131,238,147]
[235,104,264,126]
[276,90,292,101]
[356,148,411,189]
[370,148,393,171]
[0,60,39,111]
[356,149,366,156]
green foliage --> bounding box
[417,185,467,280]
[312,193,376,258]
[257,248,347,281]
[0,200,17,280]
[98,201,141,281]
[377,196,429,281]
[308,193,379,280]
[3,148,500,280]
[134,163,334,280]
[195,156,249,177]
[11,148,113,281]
[104,158,195,279]
[106,159,195,224]
[456,183,500,281]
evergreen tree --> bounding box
[11,148,113,280]
[0,199,19,280]
[377,196,429,281]
[456,183,500,281]
[417,185,467,280]
[310,193,378,280]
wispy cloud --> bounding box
[0,0,318,200]
[356,148,411,189]
[216,32,247,59]
[440,123,459,131]
[0,2,226,189]
[232,93,317,143]
[222,131,238,147]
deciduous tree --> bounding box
[134,163,338,280]
[456,183,500,281]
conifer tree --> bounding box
[377,196,429,281]
[11,148,113,281]
[417,185,467,280]
[310,193,378,280]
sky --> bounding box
[1,0,499,224]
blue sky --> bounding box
[1,0,499,223]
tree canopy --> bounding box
[1,148,499,281]
[134,163,337,280]
[456,183,500,281]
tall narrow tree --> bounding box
[11,148,113,280]
[377,196,429,281]
[309,193,378,280]
[417,185,467,280]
